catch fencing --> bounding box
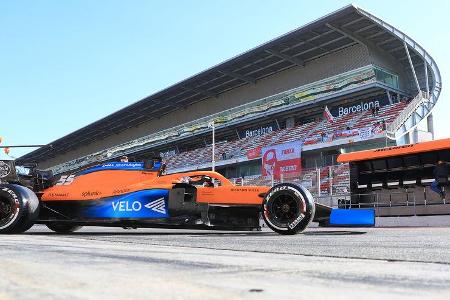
[231,163,350,207]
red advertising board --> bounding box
[246,146,262,159]
[261,140,302,179]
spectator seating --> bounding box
[165,101,407,171]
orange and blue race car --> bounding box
[0,158,374,235]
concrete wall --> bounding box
[40,44,373,169]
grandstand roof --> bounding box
[19,4,441,164]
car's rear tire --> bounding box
[46,223,82,234]
[262,183,315,235]
[0,184,40,234]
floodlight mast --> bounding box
[208,120,215,172]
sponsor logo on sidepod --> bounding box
[144,198,166,214]
[111,198,166,214]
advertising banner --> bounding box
[330,96,389,118]
[358,127,373,141]
[159,148,178,158]
[293,67,376,105]
[238,121,279,139]
[246,146,262,160]
[334,128,360,139]
[261,140,302,179]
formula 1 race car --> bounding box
[0,159,374,235]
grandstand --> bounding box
[18,5,441,208]
[162,100,407,171]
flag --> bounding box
[324,106,335,123]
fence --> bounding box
[232,163,351,206]
[231,163,449,212]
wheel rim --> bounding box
[269,193,300,225]
[0,195,20,229]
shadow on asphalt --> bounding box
[303,231,366,235]
[25,231,272,236]
[24,230,367,236]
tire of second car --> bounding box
[46,223,82,234]
[0,184,40,234]
[262,183,315,235]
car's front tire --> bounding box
[262,183,315,235]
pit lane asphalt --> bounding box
[1,226,450,299]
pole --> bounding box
[404,42,421,96]
[424,58,430,98]
[317,168,321,197]
[211,121,215,172]
[329,166,333,196]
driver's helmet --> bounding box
[203,176,214,187]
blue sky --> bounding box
[1,0,449,159]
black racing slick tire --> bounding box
[0,184,40,234]
[262,183,315,235]
[46,223,82,234]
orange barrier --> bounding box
[337,138,450,163]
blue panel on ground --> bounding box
[329,209,375,227]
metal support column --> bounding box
[275,118,281,130]
[386,90,392,104]
[404,42,421,95]
[427,113,434,140]
[424,58,430,98]
[411,127,419,143]
[404,131,411,144]
[235,128,240,139]
[209,120,216,172]
[317,168,321,197]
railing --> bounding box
[231,164,448,213]
[336,191,448,209]
[232,164,351,196]
[336,191,417,208]
[385,91,428,140]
